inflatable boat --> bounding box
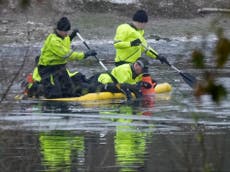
[42,82,172,102]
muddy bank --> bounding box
[1,0,230,18]
[0,0,230,44]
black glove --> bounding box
[130,38,141,46]
[104,83,120,93]
[70,28,79,41]
[140,81,152,89]
[157,54,168,64]
[120,84,132,101]
[84,50,97,58]
[128,84,142,98]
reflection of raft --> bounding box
[44,82,172,102]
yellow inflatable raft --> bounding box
[44,82,172,102]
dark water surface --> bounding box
[0,36,230,172]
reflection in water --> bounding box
[39,131,85,172]
[0,96,230,171]
[38,103,150,172]
[141,95,155,116]
[114,130,147,172]
[40,101,72,113]
[0,129,229,172]
[103,104,148,172]
[115,123,147,172]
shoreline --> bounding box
[0,10,230,44]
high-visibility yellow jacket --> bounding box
[114,23,158,63]
[38,33,85,66]
[98,64,142,85]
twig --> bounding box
[198,8,230,14]
[0,47,29,103]
[0,12,31,103]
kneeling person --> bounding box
[88,59,148,100]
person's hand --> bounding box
[157,54,168,64]
[104,83,120,92]
[70,28,79,41]
[120,84,132,100]
[140,81,152,89]
[84,50,97,58]
[72,28,79,35]
[130,38,141,46]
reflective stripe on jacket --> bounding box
[38,33,84,66]
[114,23,158,63]
[32,67,42,82]
[98,64,142,84]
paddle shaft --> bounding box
[142,43,197,88]
[76,32,108,71]
[143,43,185,69]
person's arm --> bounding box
[49,37,84,61]
[145,46,158,59]
[68,51,85,61]
[139,35,158,59]
[52,37,97,61]
[142,43,168,63]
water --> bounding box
[0,35,230,172]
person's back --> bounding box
[98,63,142,85]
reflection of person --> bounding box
[37,17,97,98]
[104,105,147,171]
[113,9,167,66]
[115,126,147,172]
[88,59,149,99]
[39,131,84,171]
[141,95,155,116]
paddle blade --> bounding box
[180,72,197,88]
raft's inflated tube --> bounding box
[155,82,172,94]
[43,82,172,102]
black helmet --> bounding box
[57,17,71,31]
[132,10,148,23]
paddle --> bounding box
[142,44,197,88]
[165,62,197,88]
[75,32,108,71]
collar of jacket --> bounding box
[54,30,65,39]
[131,63,138,79]
[128,23,138,31]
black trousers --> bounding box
[38,65,75,98]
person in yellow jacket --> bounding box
[114,9,167,66]
[37,17,97,98]
[88,59,150,99]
